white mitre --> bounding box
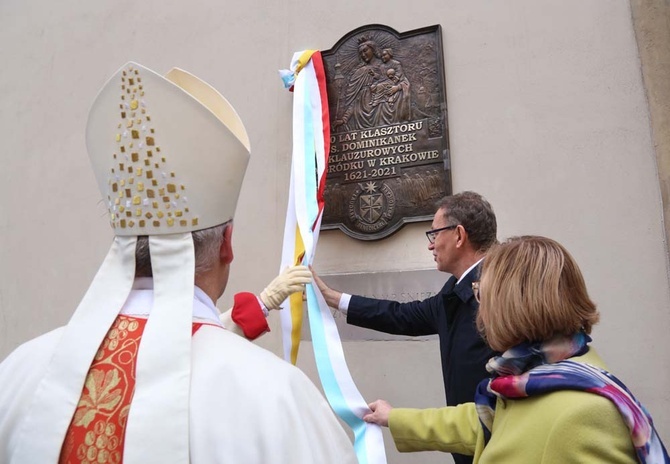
[9,62,250,464]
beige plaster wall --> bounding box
[1,0,668,461]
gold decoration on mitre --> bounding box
[87,62,251,235]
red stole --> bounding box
[58,315,212,464]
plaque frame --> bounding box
[321,24,452,240]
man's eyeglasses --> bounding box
[425,225,458,244]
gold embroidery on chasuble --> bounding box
[59,315,215,463]
[59,316,145,464]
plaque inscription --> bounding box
[322,24,452,240]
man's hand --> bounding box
[310,267,343,309]
[260,265,312,310]
[363,399,393,427]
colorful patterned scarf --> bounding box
[474,333,669,463]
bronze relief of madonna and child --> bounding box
[322,24,451,240]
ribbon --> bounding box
[278,51,387,464]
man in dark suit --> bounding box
[313,191,498,464]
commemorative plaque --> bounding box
[322,24,451,240]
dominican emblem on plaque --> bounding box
[348,181,396,233]
[321,24,452,240]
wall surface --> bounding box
[1,1,668,462]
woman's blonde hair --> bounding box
[476,236,599,352]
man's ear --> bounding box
[455,224,468,248]
[219,224,234,264]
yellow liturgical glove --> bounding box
[260,265,312,310]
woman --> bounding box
[333,37,383,132]
[364,236,669,463]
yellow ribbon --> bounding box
[289,226,306,364]
[294,50,317,77]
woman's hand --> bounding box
[363,399,393,427]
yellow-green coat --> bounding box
[389,349,637,463]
